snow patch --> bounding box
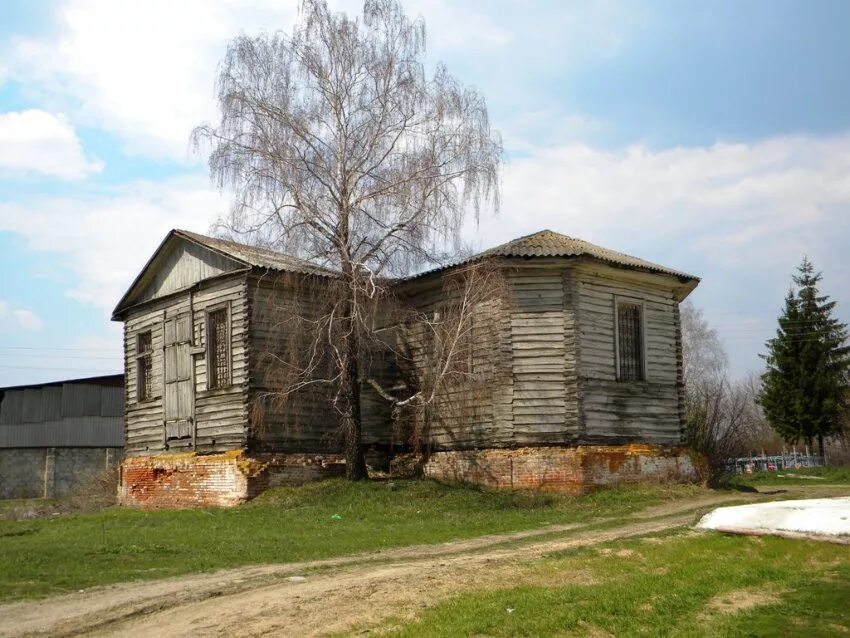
[697,498,850,540]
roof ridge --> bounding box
[173,226,697,285]
[174,229,335,274]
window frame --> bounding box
[205,302,232,390]
[613,296,647,382]
[135,330,154,403]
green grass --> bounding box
[732,466,850,488]
[380,530,850,637]
[0,479,703,602]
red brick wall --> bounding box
[421,445,700,494]
[119,451,345,509]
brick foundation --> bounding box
[420,445,700,494]
[119,451,345,509]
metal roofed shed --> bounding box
[0,375,125,500]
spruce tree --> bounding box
[759,258,850,454]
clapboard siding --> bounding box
[122,274,248,455]
[380,275,511,451]
[192,277,249,451]
[509,267,567,445]
[574,264,684,445]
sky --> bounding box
[1,0,849,385]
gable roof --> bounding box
[112,229,335,318]
[115,228,699,318]
[173,230,335,276]
[409,229,699,283]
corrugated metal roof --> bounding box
[177,228,699,282]
[0,374,123,393]
[175,230,337,278]
[408,230,699,282]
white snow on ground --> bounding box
[697,498,850,541]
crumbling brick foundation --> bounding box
[119,450,345,509]
[420,444,700,494]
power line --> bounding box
[0,353,120,361]
[0,346,118,352]
[0,365,119,372]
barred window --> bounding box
[207,307,230,389]
[136,331,153,402]
[616,302,644,381]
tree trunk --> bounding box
[817,434,824,458]
[340,299,368,481]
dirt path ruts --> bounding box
[1,486,845,638]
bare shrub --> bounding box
[368,260,512,457]
[681,302,764,484]
[61,466,120,513]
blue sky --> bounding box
[1,0,849,385]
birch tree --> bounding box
[194,0,502,478]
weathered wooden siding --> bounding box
[123,274,249,455]
[192,277,250,451]
[246,273,343,452]
[370,275,512,451]
[396,260,684,451]
[508,267,580,445]
[574,263,684,445]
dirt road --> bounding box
[1,486,845,638]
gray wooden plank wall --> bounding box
[573,264,684,445]
[123,274,249,455]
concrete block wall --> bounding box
[0,447,123,500]
[119,451,346,509]
[421,444,700,494]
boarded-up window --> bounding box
[207,307,230,389]
[616,302,644,381]
[136,331,153,401]
[164,316,193,441]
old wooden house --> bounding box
[114,229,699,507]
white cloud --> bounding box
[405,0,512,49]
[489,133,850,269]
[8,1,300,160]
[0,302,44,331]
[0,176,228,313]
[6,0,512,162]
[0,110,102,180]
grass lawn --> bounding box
[732,466,850,488]
[0,479,704,602]
[379,529,850,637]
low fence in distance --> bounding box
[726,452,826,474]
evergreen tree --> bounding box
[759,258,850,454]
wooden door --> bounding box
[164,314,194,443]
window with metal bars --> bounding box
[207,308,230,389]
[136,331,153,402]
[616,302,644,381]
